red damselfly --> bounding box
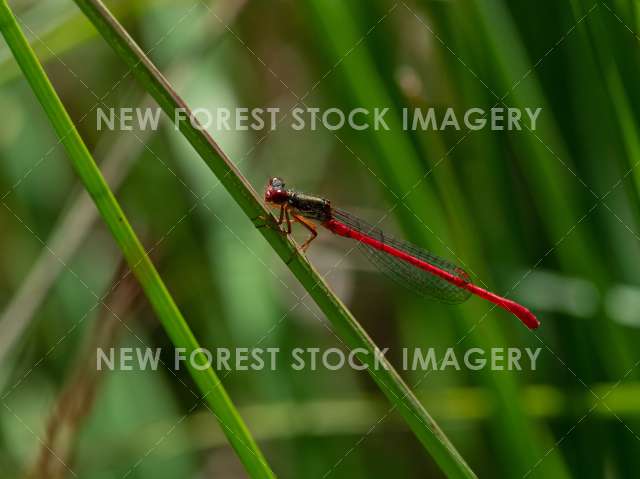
[264,177,539,329]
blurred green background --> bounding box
[1,0,640,477]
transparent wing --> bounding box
[333,209,471,304]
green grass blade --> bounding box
[0,1,275,477]
[0,0,150,85]
[71,0,476,477]
[301,1,567,476]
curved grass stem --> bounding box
[69,0,477,477]
[0,1,275,477]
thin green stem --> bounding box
[0,1,274,478]
[71,0,476,477]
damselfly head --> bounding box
[265,177,289,204]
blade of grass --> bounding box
[0,112,141,366]
[78,380,640,470]
[465,0,634,396]
[71,0,476,477]
[0,0,239,371]
[302,1,569,477]
[433,2,631,474]
[0,2,275,477]
[0,0,152,85]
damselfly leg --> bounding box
[291,213,318,251]
[276,204,292,235]
[273,204,318,251]
[254,204,291,235]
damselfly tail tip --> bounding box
[505,300,540,330]
[519,310,540,330]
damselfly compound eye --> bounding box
[270,177,285,189]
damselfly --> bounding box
[264,177,539,329]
